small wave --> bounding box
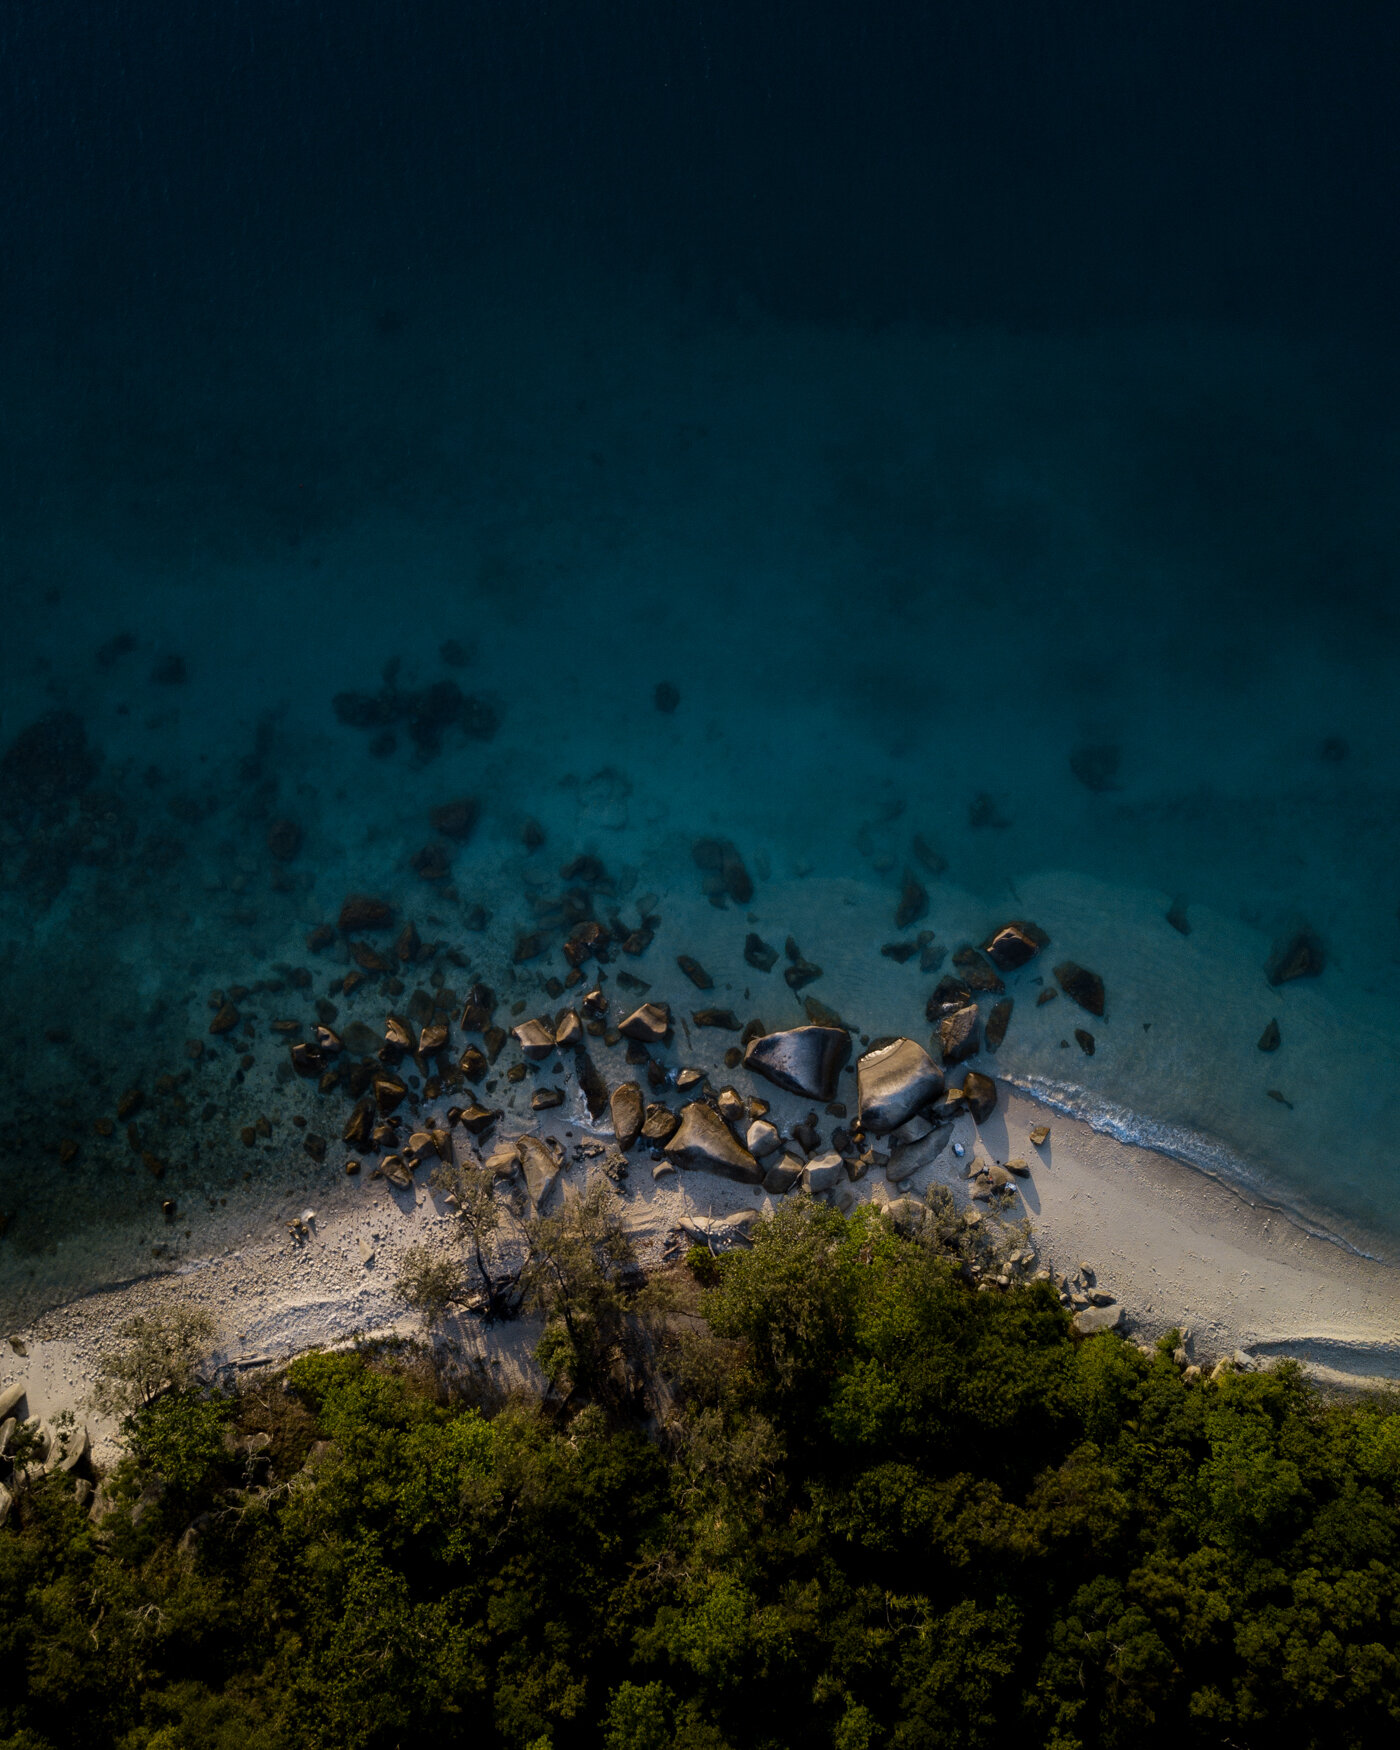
[999,1071,1385,1263]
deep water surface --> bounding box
[3,2,1400,1316]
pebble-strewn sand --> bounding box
[5,1075,1398,1467]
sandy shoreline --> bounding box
[5,1074,1398,1465]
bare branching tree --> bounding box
[92,1303,217,1417]
[430,1154,516,1318]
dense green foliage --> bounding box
[5,1200,1400,1748]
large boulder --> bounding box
[663,1103,762,1183]
[517,1136,562,1209]
[743,1025,850,1101]
[763,1155,803,1194]
[1073,1303,1124,1337]
[610,1081,644,1150]
[857,1038,945,1135]
[801,1152,847,1194]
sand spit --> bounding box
[4,1080,1398,1466]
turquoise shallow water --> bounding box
[2,8,1400,1315]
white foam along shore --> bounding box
[5,1068,1400,1468]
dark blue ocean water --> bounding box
[2,3,1399,1316]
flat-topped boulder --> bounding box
[663,1102,763,1183]
[743,1025,850,1101]
[610,1081,644,1150]
[802,1152,847,1194]
[1072,1303,1124,1336]
[512,1017,556,1061]
[857,1037,945,1135]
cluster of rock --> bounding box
[0,1381,91,1527]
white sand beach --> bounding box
[5,1062,1398,1468]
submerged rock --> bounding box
[411,843,452,880]
[266,818,303,862]
[1054,961,1105,1016]
[952,946,1005,994]
[1258,1018,1281,1053]
[1074,1029,1096,1056]
[677,955,714,989]
[692,838,754,906]
[1070,743,1121,792]
[744,932,779,972]
[1266,930,1325,986]
[895,874,929,930]
[911,834,947,875]
[783,938,823,990]
[984,998,1013,1052]
[693,1008,742,1031]
[857,1038,945,1135]
[664,1102,762,1183]
[654,680,680,713]
[338,895,394,933]
[744,1025,851,1101]
[430,796,479,841]
[925,975,974,1023]
[1166,896,1191,936]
